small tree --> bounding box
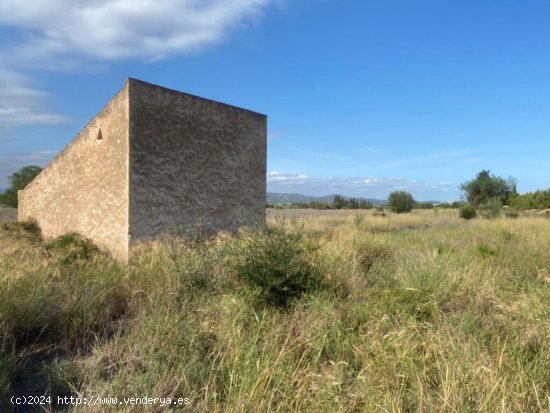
[388,191,414,213]
[460,170,517,206]
[0,165,42,207]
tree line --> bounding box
[3,165,550,212]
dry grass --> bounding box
[1,209,549,412]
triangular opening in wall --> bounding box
[96,129,103,142]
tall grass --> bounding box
[0,210,549,412]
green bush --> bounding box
[459,204,477,220]
[388,191,415,213]
[509,189,550,210]
[229,222,322,308]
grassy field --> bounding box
[0,209,549,412]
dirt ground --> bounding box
[0,207,17,222]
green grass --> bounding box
[0,210,549,412]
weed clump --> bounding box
[47,232,100,263]
[356,242,389,273]
[229,222,322,308]
[477,243,499,258]
[0,219,41,242]
[165,230,225,298]
[459,204,477,220]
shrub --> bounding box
[229,222,322,308]
[477,197,502,219]
[459,204,477,220]
[388,191,415,213]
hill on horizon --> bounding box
[267,192,386,206]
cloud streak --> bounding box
[267,171,456,200]
[0,70,69,127]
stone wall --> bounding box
[18,85,130,260]
[18,78,266,261]
[128,79,266,242]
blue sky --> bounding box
[1,0,550,201]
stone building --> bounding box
[19,78,267,260]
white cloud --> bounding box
[0,0,276,150]
[0,0,274,63]
[267,171,456,200]
[0,70,69,127]
[0,1,275,128]
[267,171,308,183]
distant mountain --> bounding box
[267,192,386,206]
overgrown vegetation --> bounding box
[1,210,549,412]
[509,188,550,210]
[228,222,324,307]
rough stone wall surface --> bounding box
[128,79,266,242]
[18,85,130,260]
[18,78,266,261]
